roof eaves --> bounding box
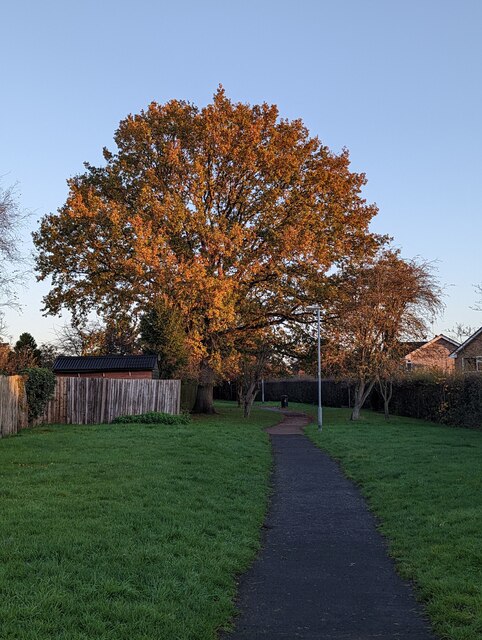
[449,327,482,358]
[406,334,460,358]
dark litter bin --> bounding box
[280,395,288,408]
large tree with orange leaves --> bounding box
[34,88,380,412]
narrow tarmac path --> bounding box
[221,410,436,640]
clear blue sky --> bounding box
[1,0,481,344]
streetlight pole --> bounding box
[316,306,322,431]
[307,305,323,431]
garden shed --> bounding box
[53,355,159,379]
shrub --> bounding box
[112,411,191,425]
[23,367,56,423]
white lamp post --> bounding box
[307,305,323,431]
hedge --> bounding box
[23,368,56,424]
[376,373,482,430]
[214,378,354,407]
[112,411,191,425]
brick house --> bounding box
[449,327,482,372]
[402,334,459,372]
[53,355,160,379]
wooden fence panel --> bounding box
[41,376,67,424]
[40,377,181,425]
[0,375,28,437]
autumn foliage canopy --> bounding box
[34,88,380,410]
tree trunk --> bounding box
[378,378,393,421]
[350,379,375,421]
[236,381,242,407]
[350,382,364,420]
[192,361,216,414]
[383,398,390,420]
[243,382,258,418]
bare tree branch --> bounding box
[0,180,28,311]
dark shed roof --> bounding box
[53,355,158,373]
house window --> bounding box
[462,357,479,372]
[406,360,412,371]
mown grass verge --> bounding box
[299,404,482,640]
[0,404,277,640]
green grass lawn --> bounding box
[2,402,480,640]
[297,404,482,640]
[0,404,277,640]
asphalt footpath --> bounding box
[221,410,436,640]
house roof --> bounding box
[402,334,459,358]
[400,341,427,357]
[449,327,482,358]
[53,354,158,373]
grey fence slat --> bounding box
[0,376,28,436]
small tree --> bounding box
[55,319,138,356]
[139,300,188,378]
[233,325,300,418]
[102,315,139,355]
[10,332,42,371]
[236,339,270,418]
[323,251,442,420]
[14,333,42,361]
[376,345,406,420]
[55,321,106,356]
[38,343,59,369]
